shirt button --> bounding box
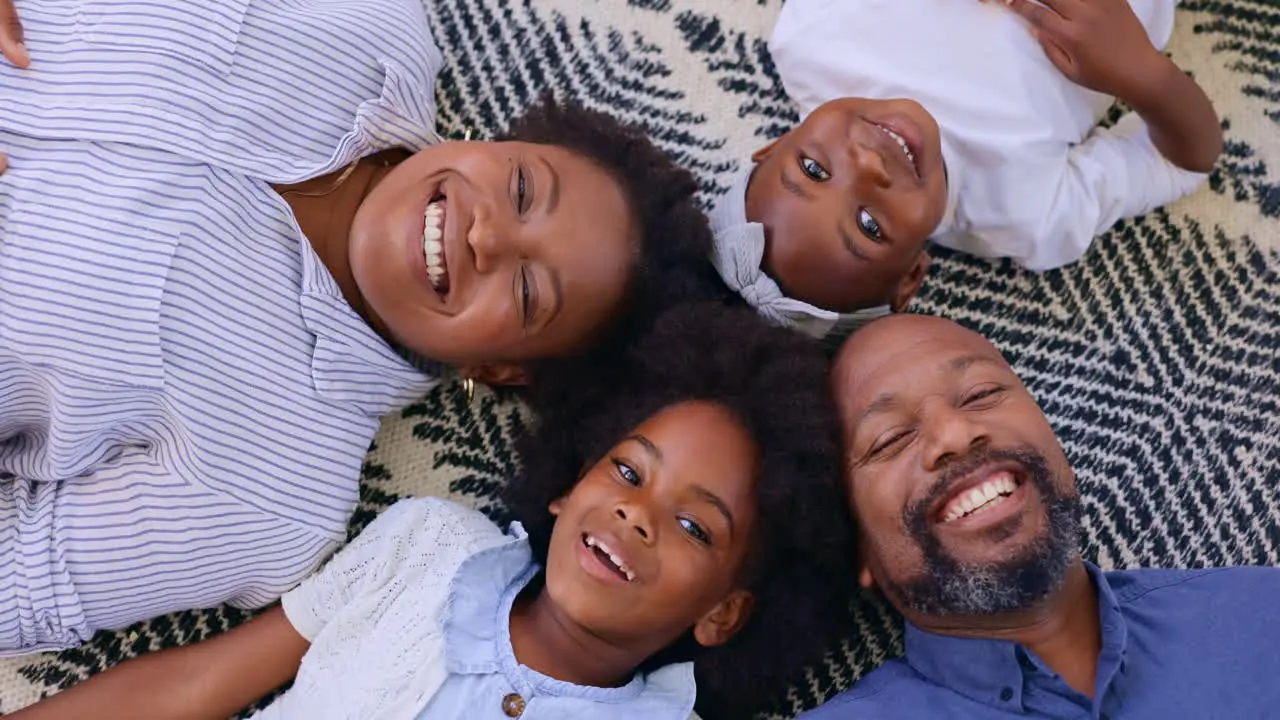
[1000,687,1014,702]
[502,693,526,718]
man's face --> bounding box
[833,316,1081,617]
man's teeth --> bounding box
[422,200,447,291]
[584,534,636,582]
[942,474,1019,523]
[876,125,917,168]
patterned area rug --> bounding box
[3,0,1279,717]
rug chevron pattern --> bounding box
[2,1,1277,717]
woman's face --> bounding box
[348,141,636,373]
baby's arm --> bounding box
[8,607,308,720]
[1004,0,1222,173]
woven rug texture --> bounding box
[2,0,1279,717]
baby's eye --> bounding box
[858,208,882,241]
[798,155,831,181]
[678,517,710,544]
[613,460,640,486]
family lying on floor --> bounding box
[1,0,1273,717]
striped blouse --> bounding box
[0,0,443,652]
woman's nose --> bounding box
[466,202,504,274]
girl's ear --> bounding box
[692,589,755,648]
[548,497,564,516]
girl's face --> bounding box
[546,401,761,651]
[348,141,636,376]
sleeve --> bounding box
[1024,112,1207,270]
[279,497,471,641]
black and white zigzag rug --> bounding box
[3,0,1278,717]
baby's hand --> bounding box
[1,0,30,68]
[1001,0,1169,103]
[0,152,8,175]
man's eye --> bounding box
[869,430,909,458]
[613,460,640,486]
[799,155,831,181]
[962,386,1005,407]
[679,517,710,544]
[858,208,882,241]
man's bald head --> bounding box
[833,314,1014,431]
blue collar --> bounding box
[902,562,1129,712]
[442,523,697,712]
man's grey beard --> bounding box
[884,447,1082,616]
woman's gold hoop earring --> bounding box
[463,377,476,406]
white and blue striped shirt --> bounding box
[0,0,443,654]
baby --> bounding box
[9,302,853,720]
[713,0,1221,337]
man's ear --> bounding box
[750,138,782,165]
[857,535,878,590]
[890,250,931,313]
[692,590,755,648]
[459,363,529,387]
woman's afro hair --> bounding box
[500,93,731,355]
[503,301,858,719]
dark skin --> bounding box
[745,97,942,314]
[1,0,638,385]
[9,400,760,717]
[514,400,759,687]
[277,137,635,386]
[999,0,1222,173]
[833,315,1101,697]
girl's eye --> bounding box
[858,208,882,241]
[799,155,831,181]
[679,517,710,544]
[516,165,529,214]
[869,430,910,459]
[962,386,1005,407]
[613,460,640,487]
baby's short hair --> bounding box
[506,301,858,719]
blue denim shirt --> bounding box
[416,527,697,719]
[802,563,1280,719]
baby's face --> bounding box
[544,401,759,653]
[745,97,947,313]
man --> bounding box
[805,314,1280,719]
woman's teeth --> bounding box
[423,200,448,292]
[876,124,917,170]
[941,474,1019,523]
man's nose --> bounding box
[921,406,989,472]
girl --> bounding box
[8,302,855,719]
[0,0,717,653]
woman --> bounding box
[8,302,855,720]
[0,0,718,653]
